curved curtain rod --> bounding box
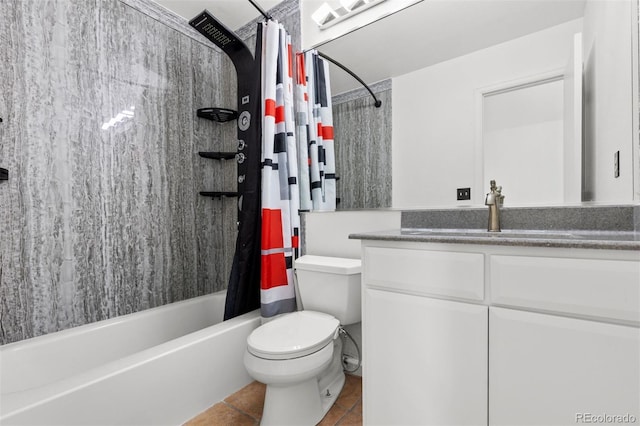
[315,51,382,108]
[246,0,382,108]
[248,0,272,20]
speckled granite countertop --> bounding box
[349,228,640,250]
[349,205,640,251]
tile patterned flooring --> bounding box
[184,374,362,426]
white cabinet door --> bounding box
[489,307,640,426]
[363,288,488,426]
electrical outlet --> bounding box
[614,151,620,178]
[457,187,471,200]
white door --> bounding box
[489,307,640,426]
[482,78,565,205]
[364,288,488,425]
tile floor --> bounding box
[184,374,362,426]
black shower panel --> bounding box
[190,10,263,320]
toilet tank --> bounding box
[294,255,362,325]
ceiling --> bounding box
[318,0,586,94]
[152,0,586,94]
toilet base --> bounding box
[260,340,345,426]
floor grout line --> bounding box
[185,375,362,425]
[223,401,259,423]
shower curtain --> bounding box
[296,51,337,212]
[260,21,299,317]
[259,21,336,318]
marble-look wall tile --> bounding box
[0,0,234,345]
[332,81,393,210]
[192,45,237,300]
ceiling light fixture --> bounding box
[313,0,386,30]
[311,3,340,26]
[339,0,368,12]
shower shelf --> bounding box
[199,191,239,198]
[199,151,237,160]
[197,108,238,122]
[0,168,8,181]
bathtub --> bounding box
[0,291,261,425]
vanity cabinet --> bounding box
[364,289,488,425]
[362,245,488,425]
[360,240,640,426]
[488,253,640,425]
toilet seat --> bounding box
[247,311,339,360]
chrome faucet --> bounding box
[485,180,504,232]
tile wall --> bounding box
[0,0,384,344]
[0,0,237,344]
[333,80,392,210]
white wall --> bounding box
[392,19,583,208]
[582,0,635,202]
[302,210,401,259]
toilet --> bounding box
[243,255,362,426]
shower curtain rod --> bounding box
[248,0,272,20]
[246,0,382,108]
[315,51,382,108]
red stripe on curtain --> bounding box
[287,44,293,78]
[265,99,276,118]
[261,253,288,289]
[296,53,306,86]
[275,105,285,124]
[322,125,334,140]
[261,208,284,250]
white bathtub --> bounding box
[0,291,261,425]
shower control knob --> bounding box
[236,153,246,164]
[237,140,246,151]
[238,111,250,131]
[238,174,245,183]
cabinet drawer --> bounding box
[364,246,484,300]
[490,255,640,323]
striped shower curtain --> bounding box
[260,22,335,318]
[260,21,299,317]
[296,51,337,212]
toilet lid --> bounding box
[247,311,339,360]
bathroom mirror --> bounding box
[158,0,639,208]
[312,0,640,208]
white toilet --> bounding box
[243,255,362,426]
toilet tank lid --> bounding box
[295,255,361,274]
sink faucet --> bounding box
[485,180,504,232]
